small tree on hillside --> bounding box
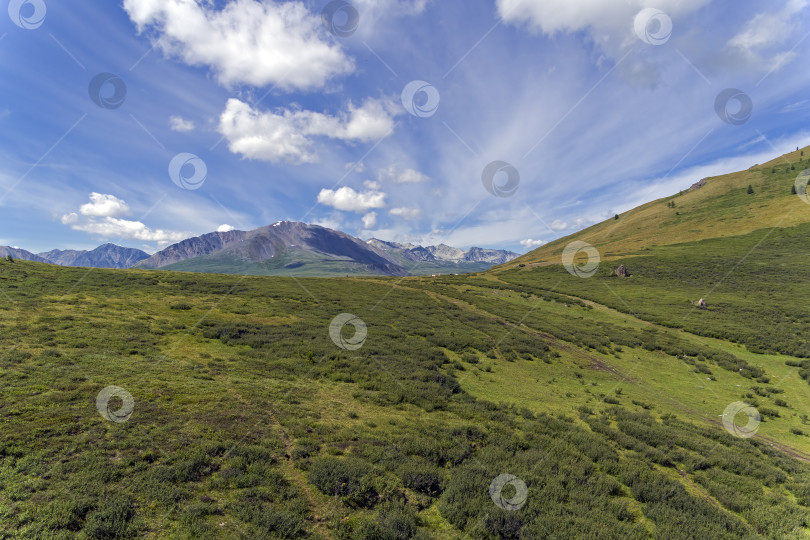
[5,255,13,262]
[614,214,619,220]
[747,184,755,195]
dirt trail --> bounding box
[674,466,721,507]
[227,384,335,539]
[468,279,810,463]
[376,279,810,464]
[265,406,335,539]
[402,283,632,381]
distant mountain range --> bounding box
[135,221,519,276]
[0,246,51,264]
[39,244,150,268]
[365,238,517,274]
[2,222,518,276]
[0,243,149,268]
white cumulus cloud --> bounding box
[123,0,353,91]
[317,186,387,212]
[217,224,236,232]
[520,238,546,249]
[79,193,131,218]
[219,98,398,164]
[363,180,382,190]
[70,218,190,245]
[170,115,195,132]
[362,211,378,228]
[62,193,189,247]
[61,212,78,225]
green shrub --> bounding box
[83,494,136,539]
[398,460,444,497]
[291,439,320,460]
[309,457,379,508]
[461,352,479,364]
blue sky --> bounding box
[1,0,809,254]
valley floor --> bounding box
[1,258,810,538]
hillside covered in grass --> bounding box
[510,146,810,266]
[2,251,810,538]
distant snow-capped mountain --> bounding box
[135,222,519,276]
[2,223,519,276]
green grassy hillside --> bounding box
[2,255,810,538]
[509,146,810,266]
[499,222,810,358]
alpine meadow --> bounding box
[3,1,810,539]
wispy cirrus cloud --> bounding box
[389,206,422,220]
[725,0,809,72]
[378,164,430,183]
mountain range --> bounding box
[135,221,519,276]
[39,244,150,269]
[0,243,149,268]
[1,223,518,276]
